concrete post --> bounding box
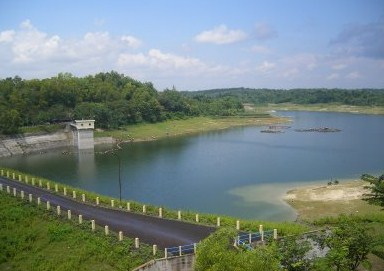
[273,229,278,240]
[195,214,199,223]
[217,217,221,227]
[96,197,99,205]
[261,230,264,242]
[178,210,181,220]
[47,201,50,210]
[25,176,28,184]
[194,243,197,254]
[37,197,41,205]
[57,205,61,216]
[249,233,252,243]
[20,190,24,199]
[73,190,76,199]
[135,237,139,249]
[158,208,162,218]
[32,178,35,186]
[0,183,2,191]
[0,169,3,176]
[91,220,95,231]
[13,187,16,197]
[47,182,50,190]
[179,246,182,256]
[127,202,130,211]
[55,184,58,192]
[82,194,85,202]
[259,224,263,234]
[111,200,114,207]
[18,175,22,181]
[29,194,32,202]
[236,220,240,230]
[63,187,67,196]
[39,179,42,187]
[118,231,123,241]
[68,210,72,220]
[104,225,109,235]
[78,214,83,224]
[7,171,10,178]
[6,185,10,193]
[153,244,157,256]
[165,248,168,259]
[12,172,15,179]
[142,205,146,214]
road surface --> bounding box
[0,177,216,248]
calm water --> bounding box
[1,111,383,221]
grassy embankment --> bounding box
[0,190,155,271]
[95,114,287,141]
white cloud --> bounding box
[346,71,361,79]
[118,49,206,70]
[331,63,347,70]
[256,61,275,73]
[327,73,340,80]
[0,30,15,43]
[195,25,247,44]
[121,35,142,49]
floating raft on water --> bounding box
[260,125,291,133]
[260,129,284,133]
[294,127,341,133]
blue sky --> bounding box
[0,0,383,90]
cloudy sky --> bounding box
[0,0,383,91]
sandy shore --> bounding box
[284,179,367,202]
[282,179,381,221]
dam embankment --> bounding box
[0,131,114,158]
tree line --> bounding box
[0,72,243,134]
[1,71,383,135]
[184,87,384,106]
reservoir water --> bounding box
[1,111,383,221]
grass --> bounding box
[20,124,65,135]
[0,191,155,271]
[94,115,288,141]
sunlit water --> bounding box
[1,111,383,221]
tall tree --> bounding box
[362,173,384,207]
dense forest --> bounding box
[0,72,243,134]
[1,71,383,134]
[183,87,384,106]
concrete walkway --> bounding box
[0,177,216,248]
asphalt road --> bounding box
[0,177,216,248]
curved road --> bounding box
[0,177,216,248]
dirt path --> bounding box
[0,177,215,248]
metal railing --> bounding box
[165,243,197,258]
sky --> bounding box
[0,0,383,91]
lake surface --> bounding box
[1,111,383,221]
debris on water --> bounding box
[260,129,284,133]
[294,127,341,133]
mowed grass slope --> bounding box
[0,192,154,271]
[95,115,287,141]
